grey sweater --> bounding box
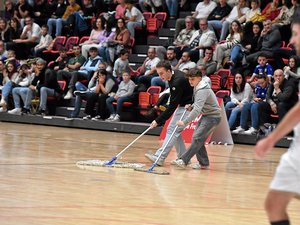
[183,80,221,125]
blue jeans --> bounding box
[151,77,168,89]
[154,107,190,161]
[225,101,242,129]
[99,46,110,64]
[106,96,132,115]
[12,87,29,108]
[39,87,60,110]
[1,81,13,101]
[208,20,229,41]
[240,102,262,129]
[126,21,142,38]
[180,116,221,166]
[165,0,178,17]
[230,45,244,69]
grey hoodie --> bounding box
[183,80,221,125]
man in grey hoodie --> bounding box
[173,68,222,169]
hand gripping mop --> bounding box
[76,127,152,170]
[134,109,187,175]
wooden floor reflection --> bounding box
[0,122,299,225]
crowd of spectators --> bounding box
[0,0,299,134]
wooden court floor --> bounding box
[0,122,299,225]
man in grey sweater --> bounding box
[173,68,222,170]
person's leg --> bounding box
[259,102,272,125]
[106,96,116,115]
[24,88,34,110]
[225,101,237,119]
[240,102,252,129]
[98,46,107,62]
[74,81,88,91]
[265,190,294,224]
[127,21,142,38]
[47,18,55,37]
[12,87,23,109]
[208,20,222,38]
[220,21,230,41]
[180,116,221,166]
[84,92,99,116]
[230,45,243,67]
[39,87,56,110]
[96,94,109,119]
[71,95,83,118]
[116,96,131,115]
[154,107,190,161]
[228,106,241,129]
[277,102,294,122]
[151,76,166,89]
[1,81,13,102]
[250,102,260,129]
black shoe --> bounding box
[22,108,31,115]
[35,109,46,116]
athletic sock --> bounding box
[271,220,290,225]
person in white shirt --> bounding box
[33,24,53,57]
[174,51,197,72]
[208,0,249,41]
[137,47,160,90]
[8,16,41,59]
[124,0,144,38]
[174,0,217,38]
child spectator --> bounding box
[105,72,135,122]
[248,53,274,84]
[112,49,129,82]
[33,25,53,57]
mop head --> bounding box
[134,167,170,175]
[76,160,145,169]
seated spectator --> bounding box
[113,49,130,82]
[272,0,293,27]
[0,18,10,42]
[261,0,281,22]
[33,24,53,57]
[207,0,232,28]
[284,55,299,80]
[8,58,47,115]
[173,16,195,50]
[259,69,298,123]
[238,0,261,25]
[214,20,243,70]
[208,0,249,41]
[57,45,86,96]
[232,74,269,134]
[4,50,20,67]
[105,18,131,67]
[4,0,15,20]
[7,18,21,42]
[32,0,47,26]
[47,0,80,37]
[52,48,69,71]
[196,47,217,75]
[246,20,282,67]
[0,60,18,112]
[7,16,41,60]
[14,0,33,28]
[46,0,66,36]
[174,51,197,71]
[137,47,160,90]
[174,0,217,37]
[228,22,262,72]
[225,72,253,130]
[83,69,118,120]
[65,63,108,119]
[124,0,144,38]
[248,53,274,85]
[66,0,95,36]
[105,71,135,122]
[64,47,102,99]
[0,60,4,88]
[81,17,104,59]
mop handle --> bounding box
[150,109,187,170]
[106,126,152,165]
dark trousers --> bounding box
[85,93,109,118]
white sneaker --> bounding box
[171,159,191,165]
[64,90,73,100]
[112,114,120,122]
[0,98,6,107]
[192,163,210,170]
[8,108,22,115]
[172,159,186,169]
[106,65,112,73]
[105,114,115,121]
[244,127,258,135]
[232,126,245,134]
[83,115,92,120]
